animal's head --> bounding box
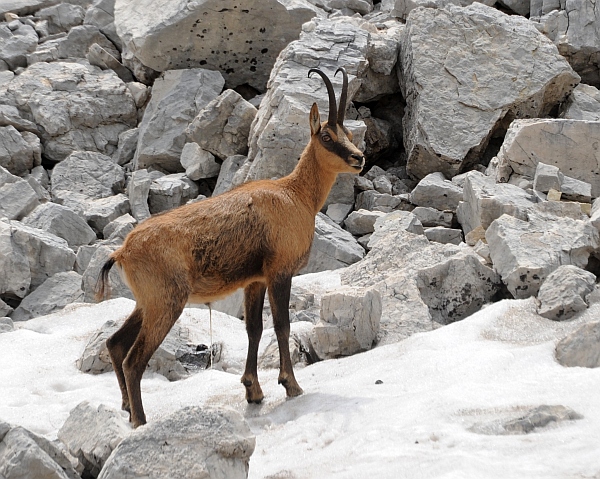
[308,68,365,174]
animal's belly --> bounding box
[188,274,265,305]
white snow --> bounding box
[1,291,600,479]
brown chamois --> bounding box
[95,67,365,427]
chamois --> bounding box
[96,67,365,427]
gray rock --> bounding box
[312,286,381,359]
[103,213,136,240]
[75,244,98,274]
[368,210,424,250]
[187,89,257,160]
[114,0,319,90]
[114,128,138,166]
[0,164,39,220]
[470,405,583,435]
[560,83,600,121]
[325,203,353,225]
[51,151,125,200]
[180,142,221,181]
[11,271,84,321]
[486,212,599,299]
[410,172,463,212]
[458,171,537,234]
[399,3,578,180]
[84,0,122,49]
[0,298,13,317]
[412,206,453,227]
[213,155,247,196]
[259,322,315,369]
[87,42,134,83]
[533,162,562,193]
[372,174,393,195]
[148,173,199,214]
[22,202,97,250]
[0,21,38,70]
[98,406,255,479]
[355,190,411,213]
[301,213,365,274]
[424,226,463,245]
[354,175,374,191]
[561,175,592,203]
[537,265,596,321]
[0,316,14,333]
[36,3,85,34]
[134,68,224,173]
[496,119,600,197]
[128,169,152,221]
[0,125,40,176]
[0,220,31,299]
[497,0,530,15]
[58,401,130,479]
[389,0,495,21]
[0,104,39,134]
[3,61,137,162]
[85,194,131,233]
[343,209,386,236]
[82,244,133,302]
[0,425,80,479]
[555,320,600,368]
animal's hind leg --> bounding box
[106,307,143,412]
[123,298,187,427]
[268,275,303,398]
[241,281,267,404]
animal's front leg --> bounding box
[241,282,267,403]
[268,275,303,398]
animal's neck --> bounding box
[284,144,338,215]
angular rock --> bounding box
[301,213,365,274]
[0,425,80,479]
[368,210,424,249]
[114,127,138,166]
[180,142,221,181]
[114,0,318,90]
[555,320,600,368]
[561,175,592,203]
[412,206,453,227]
[0,125,40,176]
[22,202,96,250]
[486,212,599,299]
[133,68,224,173]
[82,244,133,302]
[36,3,85,34]
[75,244,99,274]
[312,286,381,359]
[84,0,122,49]
[343,209,386,236]
[496,119,600,197]
[3,61,137,162]
[399,3,579,179]
[355,190,410,213]
[560,84,600,121]
[389,0,495,21]
[103,213,136,240]
[85,194,131,233]
[325,203,353,225]
[148,174,199,214]
[58,401,130,479]
[128,169,152,221]
[0,316,14,333]
[213,155,246,196]
[187,89,257,160]
[533,162,562,193]
[0,164,39,220]
[0,220,31,299]
[259,322,315,368]
[458,171,537,234]
[0,21,38,70]
[11,271,84,321]
[372,174,393,195]
[410,172,463,212]
[424,226,463,245]
[0,299,13,317]
[87,42,134,83]
[536,265,596,321]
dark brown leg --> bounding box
[122,299,186,428]
[241,282,267,403]
[268,275,303,398]
[106,307,143,412]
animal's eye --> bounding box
[322,134,331,142]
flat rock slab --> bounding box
[399,3,578,179]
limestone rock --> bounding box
[533,162,562,193]
[128,169,152,221]
[536,265,596,321]
[0,125,40,176]
[0,425,80,479]
[82,244,133,302]
[148,173,199,214]
[486,212,599,299]
[424,226,463,245]
[343,209,386,236]
[260,322,315,368]
[187,89,257,160]
[114,128,138,166]
[410,172,463,212]
[58,401,130,479]
[496,119,600,196]
[389,0,495,21]
[355,190,411,213]
[0,316,14,333]
[11,271,84,321]
[36,3,85,34]
[412,206,453,227]
[103,213,136,241]
[84,0,122,49]
[555,320,600,368]
[560,84,600,121]
[312,286,381,359]
[399,3,579,179]
[301,213,364,274]
[114,0,319,90]
[213,155,247,196]
[0,164,39,220]
[0,220,31,299]
[0,20,38,70]
[133,68,224,173]
[3,61,137,162]
[22,202,96,250]
[325,203,353,225]
[180,142,221,181]
[87,42,134,83]
[368,210,424,249]
[85,194,131,233]
[97,407,255,479]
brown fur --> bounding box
[96,71,365,427]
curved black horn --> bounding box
[335,67,348,125]
[308,68,338,127]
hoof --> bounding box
[279,377,304,397]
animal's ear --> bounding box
[309,102,321,136]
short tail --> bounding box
[95,257,116,302]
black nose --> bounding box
[351,154,365,165]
